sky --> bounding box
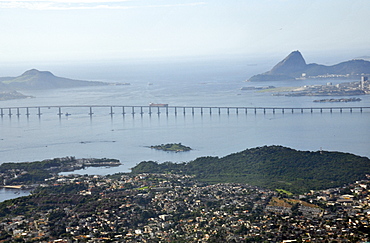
[0,0,369,64]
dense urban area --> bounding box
[0,172,369,242]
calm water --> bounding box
[0,57,369,201]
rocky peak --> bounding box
[269,50,307,75]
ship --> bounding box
[149,103,168,107]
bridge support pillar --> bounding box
[37,107,42,117]
[282,109,284,114]
[157,107,160,115]
[236,108,239,114]
[131,106,135,115]
[174,107,177,115]
[58,107,63,117]
[110,106,114,116]
[88,107,94,116]
[218,108,221,115]
[192,107,194,115]
[254,108,256,114]
[263,108,265,114]
[8,108,12,117]
[272,108,275,114]
[17,108,20,116]
[1,108,3,117]
[26,107,30,116]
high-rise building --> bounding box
[361,76,368,90]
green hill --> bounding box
[0,69,108,90]
[131,145,370,193]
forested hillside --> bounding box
[131,146,370,193]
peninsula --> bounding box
[0,157,121,187]
[248,50,370,81]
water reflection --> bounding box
[0,188,31,203]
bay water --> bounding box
[0,57,369,201]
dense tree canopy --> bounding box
[132,146,370,193]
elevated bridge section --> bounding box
[0,105,369,118]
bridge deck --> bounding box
[0,105,369,117]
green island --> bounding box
[132,145,370,194]
[0,157,120,187]
[150,143,191,152]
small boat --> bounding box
[149,103,168,107]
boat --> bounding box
[149,103,168,107]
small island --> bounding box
[313,97,361,103]
[150,143,192,152]
[0,91,33,101]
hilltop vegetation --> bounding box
[150,143,192,152]
[131,145,370,193]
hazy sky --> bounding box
[0,0,369,63]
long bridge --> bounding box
[0,105,369,118]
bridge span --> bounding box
[0,105,369,118]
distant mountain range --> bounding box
[248,51,370,81]
[0,69,109,90]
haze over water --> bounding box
[0,57,369,202]
[0,57,369,174]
